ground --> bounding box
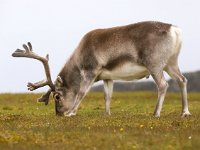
[0,92,200,150]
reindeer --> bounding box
[12,21,191,117]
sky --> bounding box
[0,0,200,93]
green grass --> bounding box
[0,92,200,150]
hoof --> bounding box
[153,113,160,118]
[181,112,191,118]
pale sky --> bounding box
[0,0,200,92]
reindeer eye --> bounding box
[54,94,60,101]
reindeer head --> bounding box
[12,42,72,116]
[52,75,78,116]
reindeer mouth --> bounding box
[64,111,76,117]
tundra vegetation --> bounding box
[0,92,200,150]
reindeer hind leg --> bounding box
[165,64,191,117]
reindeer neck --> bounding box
[58,55,81,92]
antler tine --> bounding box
[23,44,30,52]
[27,42,32,51]
[37,89,52,105]
[12,42,55,91]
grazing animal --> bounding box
[12,21,191,117]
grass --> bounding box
[0,91,200,150]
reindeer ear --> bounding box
[55,76,63,87]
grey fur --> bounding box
[13,21,191,117]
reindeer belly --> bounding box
[99,63,149,80]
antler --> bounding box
[12,42,55,92]
[37,89,52,105]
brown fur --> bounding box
[54,21,190,117]
[13,21,190,117]
[60,21,172,85]
[71,21,172,72]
